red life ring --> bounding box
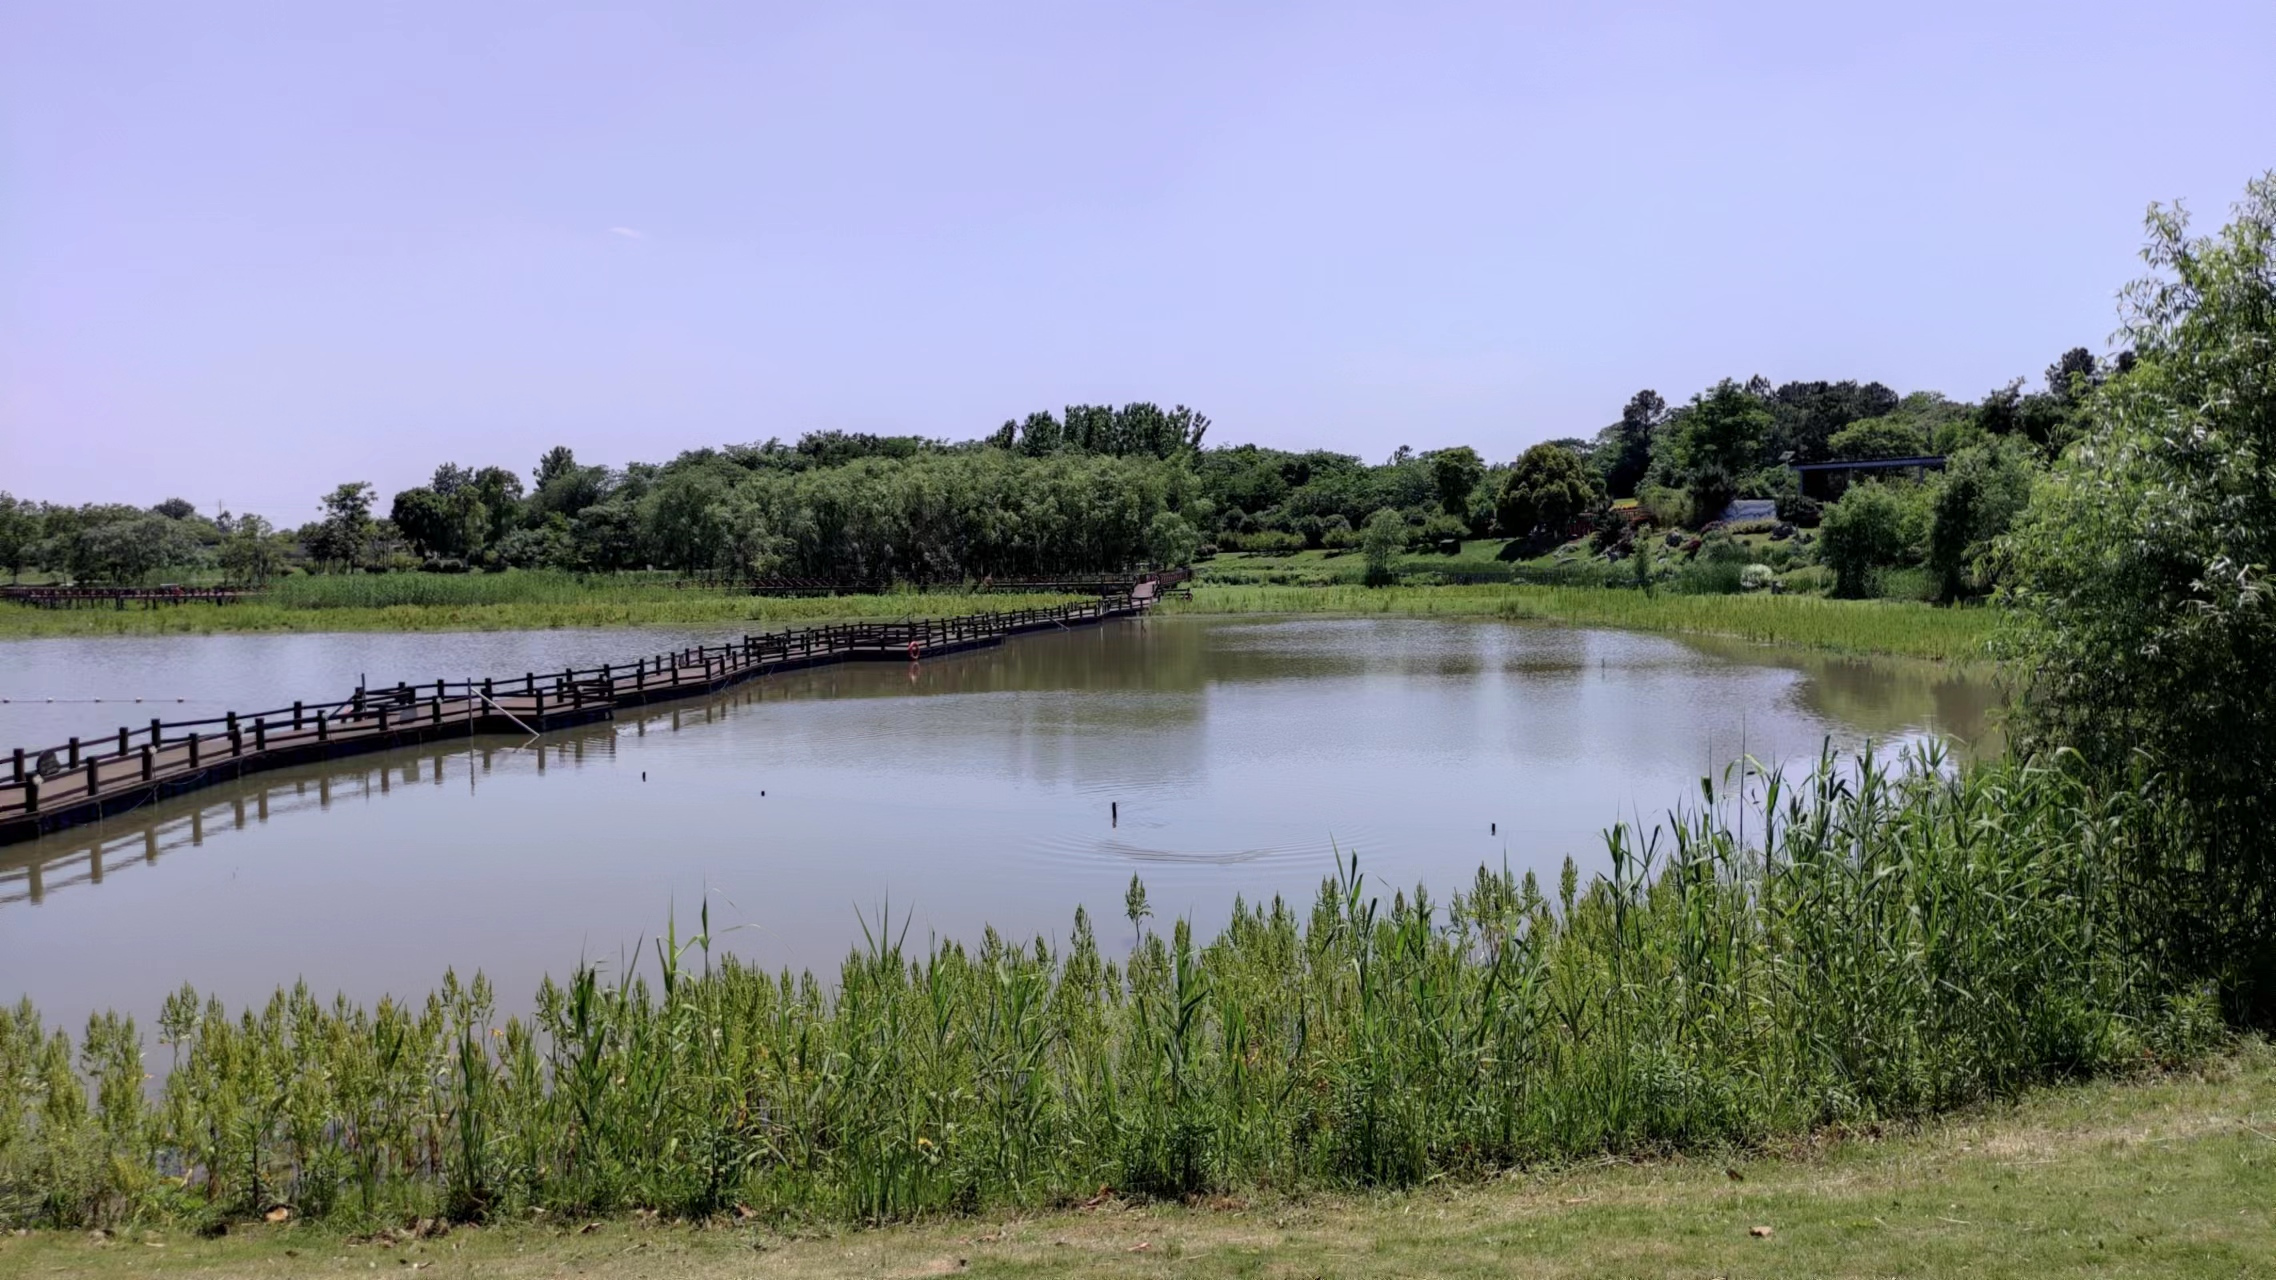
[907,640,922,660]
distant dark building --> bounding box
[1790,455,1946,502]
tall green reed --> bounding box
[0,747,2221,1229]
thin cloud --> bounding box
[608,226,645,240]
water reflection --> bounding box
[0,616,1998,1033]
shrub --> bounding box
[1418,514,1469,551]
[1697,530,1750,564]
[1819,483,1913,597]
[1233,531,1303,555]
[1776,492,1823,527]
[1638,485,1689,528]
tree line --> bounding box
[0,356,2110,595]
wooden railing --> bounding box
[0,585,263,609]
[0,596,1153,841]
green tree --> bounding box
[1669,380,1773,525]
[67,511,204,583]
[1427,446,1485,518]
[1495,443,1602,539]
[306,482,376,571]
[1359,507,1404,586]
[389,487,456,559]
[1144,511,1200,568]
[1999,173,2276,1015]
[1825,416,1927,460]
[217,514,285,585]
[1924,440,2033,600]
[1596,389,1667,497]
[1766,380,1899,463]
[533,446,579,490]
[467,466,525,546]
[0,493,35,582]
[1817,482,1911,597]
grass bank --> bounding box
[0,589,1084,638]
[11,1043,2270,1278]
[1172,582,1997,662]
[0,750,2217,1233]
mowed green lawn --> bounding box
[13,1044,2271,1279]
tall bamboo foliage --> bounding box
[0,748,2219,1229]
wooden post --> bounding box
[68,737,79,768]
[151,718,163,747]
[293,701,304,731]
[188,733,200,768]
[10,747,21,784]
[23,772,36,814]
[86,758,98,797]
[430,698,441,725]
[255,719,267,751]
[317,713,328,743]
[379,704,390,732]
[140,746,153,781]
[118,727,128,757]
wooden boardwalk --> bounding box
[0,596,1157,846]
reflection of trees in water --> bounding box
[3,618,2001,912]
[1676,635,2002,748]
[0,625,1227,910]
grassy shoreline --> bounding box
[9,1045,2268,1278]
[0,591,1084,639]
[1173,583,1996,662]
[0,579,1998,661]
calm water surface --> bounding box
[0,616,1995,1030]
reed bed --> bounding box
[0,748,2212,1230]
[262,571,690,610]
[1175,584,1996,661]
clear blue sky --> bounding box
[4,1,2270,521]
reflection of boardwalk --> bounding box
[1,597,1158,845]
[0,732,616,906]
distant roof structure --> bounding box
[1788,455,1946,500]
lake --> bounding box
[0,615,1996,1031]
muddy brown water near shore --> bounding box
[0,615,1995,1032]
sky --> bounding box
[3,2,2271,522]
